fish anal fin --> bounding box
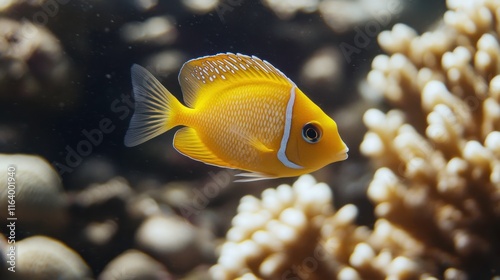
[173,127,230,168]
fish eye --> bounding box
[302,122,322,143]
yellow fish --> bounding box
[124,53,348,181]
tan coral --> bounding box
[214,0,500,279]
[362,0,500,277]
[211,175,437,279]
[210,175,341,280]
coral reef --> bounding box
[210,175,443,279]
[210,175,338,279]
[2,0,482,279]
[361,0,500,277]
[212,0,500,279]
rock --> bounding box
[98,249,173,280]
[0,18,76,108]
[120,16,177,45]
[135,214,203,273]
[8,235,92,280]
[73,177,133,208]
[0,154,68,234]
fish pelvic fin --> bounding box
[173,127,230,168]
[234,172,277,182]
[124,64,184,147]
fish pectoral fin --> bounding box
[173,127,230,168]
[229,125,274,153]
[246,136,274,153]
[234,172,277,182]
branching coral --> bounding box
[210,175,448,279]
[210,175,339,280]
[361,0,500,276]
[213,0,500,279]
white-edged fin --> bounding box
[124,64,178,147]
[234,172,277,182]
[178,53,296,108]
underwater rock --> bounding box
[0,17,76,108]
[120,16,177,46]
[143,50,187,79]
[131,0,159,11]
[299,46,344,93]
[135,214,203,273]
[67,157,118,190]
[0,154,68,234]
[319,0,404,33]
[73,176,133,208]
[98,249,173,280]
[9,235,92,280]
[182,0,220,14]
[83,219,119,247]
[262,0,319,20]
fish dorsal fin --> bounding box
[173,127,231,168]
[178,53,295,108]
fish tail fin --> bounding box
[124,64,183,147]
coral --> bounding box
[213,0,500,279]
[361,0,500,277]
[210,175,442,279]
[210,175,338,279]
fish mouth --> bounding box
[332,147,349,162]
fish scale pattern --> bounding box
[194,84,290,168]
